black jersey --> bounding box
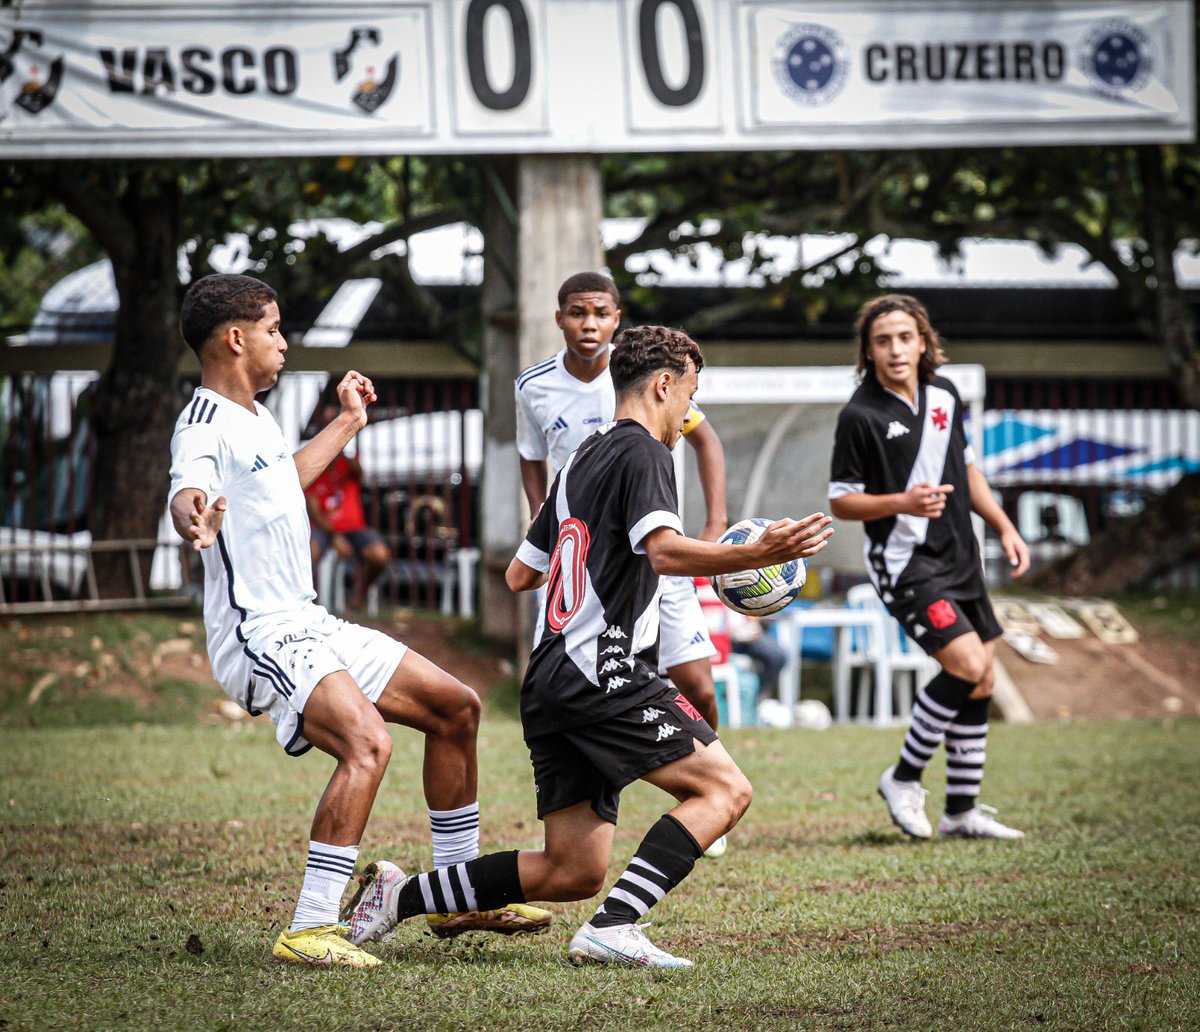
[515,419,683,736]
[829,374,983,600]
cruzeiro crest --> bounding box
[1081,20,1151,97]
[0,29,64,119]
[332,26,398,115]
[773,23,847,106]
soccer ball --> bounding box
[710,517,806,617]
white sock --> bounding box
[429,802,480,867]
[289,840,359,932]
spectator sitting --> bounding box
[305,442,390,612]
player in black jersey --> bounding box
[829,294,1030,841]
[343,326,833,968]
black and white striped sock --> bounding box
[429,802,480,868]
[289,840,359,932]
[395,850,525,920]
[945,695,990,815]
[590,814,703,929]
[894,671,975,782]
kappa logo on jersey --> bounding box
[673,694,703,723]
[927,599,957,630]
[642,707,666,722]
[599,658,625,675]
[250,455,270,473]
[931,407,949,431]
[600,645,624,656]
[601,625,627,640]
[606,676,631,693]
[656,723,682,742]
[886,420,910,440]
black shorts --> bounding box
[313,527,385,556]
[526,683,719,825]
[887,587,1003,657]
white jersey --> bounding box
[514,348,615,474]
[515,347,707,475]
[168,387,325,700]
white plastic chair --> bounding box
[838,584,938,724]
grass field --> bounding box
[3,708,1198,1030]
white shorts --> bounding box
[657,575,717,674]
[241,611,408,756]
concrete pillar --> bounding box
[478,154,604,645]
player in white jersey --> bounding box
[168,274,550,969]
[516,272,733,857]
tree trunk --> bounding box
[56,165,186,598]
[1138,145,1200,409]
[1027,472,1200,594]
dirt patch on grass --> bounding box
[1001,630,1200,721]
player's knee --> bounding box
[728,770,754,825]
[364,542,390,568]
[947,652,989,687]
[436,680,481,738]
[970,667,994,699]
[706,764,753,829]
[348,726,392,775]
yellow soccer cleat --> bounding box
[426,902,553,939]
[272,924,382,968]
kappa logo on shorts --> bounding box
[672,694,703,722]
[913,624,927,638]
[605,676,630,693]
[926,599,958,630]
[656,723,682,741]
[642,707,666,722]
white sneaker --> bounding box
[567,922,693,970]
[703,834,728,859]
[339,860,409,944]
[939,804,1025,840]
[878,765,932,839]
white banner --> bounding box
[0,0,1192,157]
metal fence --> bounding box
[980,377,1200,588]
[1,369,479,615]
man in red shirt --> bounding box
[306,445,391,612]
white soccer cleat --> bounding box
[878,765,933,839]
[702,834,728,859]
[339,860,409,944]
[567,922,693,970]
[938,804,1025,840]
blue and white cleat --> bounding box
[567,921,693,969]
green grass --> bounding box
[2,715,1198,1030]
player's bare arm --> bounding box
[643,513,833,578]
[519,457,549,514]
[966,463,1030,576]
[293,370,377,489]
[169,488,227,552]
[506,556,548,593]
[684,420,729,542]
[830,482,954,522]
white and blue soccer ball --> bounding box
[710,517,806,617]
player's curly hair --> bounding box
[180,274,278,357]
[557,271,620,311]
[610,325,703,398]
[855,293,946,385]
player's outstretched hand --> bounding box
[188,494,227,552]
[337,370,378,429]
[902,482,954,518]
[755,513,834,563]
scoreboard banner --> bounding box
[0,0,1193,158]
